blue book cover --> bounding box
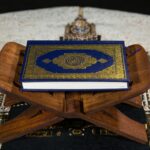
[20,40,129,91]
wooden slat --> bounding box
[9,86,64,113]
[0,42,24,92]
[81,107,148,144]
[64,92,82,117]
[125,96,142,108]
[4,95,22,106]
[0,42,64,113]
[82,45,150,113]
[0,106,63,143]
[53,92,65,100]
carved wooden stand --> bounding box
[0,42,150,144]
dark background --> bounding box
[0,0,150,14]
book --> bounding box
[20,40,129,91]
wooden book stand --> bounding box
[0,42,150,144]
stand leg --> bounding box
[4,95,22,106]
[125,96,142,108]
[80,107,148,144]
[0,106,63,143]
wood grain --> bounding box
[125,96,142,108]
[0,42,64,113]
[82,44,150,113]
[0,106,63,143]
[80,107,148,144]
[4,95,22,106]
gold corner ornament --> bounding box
[61,7,101,41]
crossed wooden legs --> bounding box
[0,94,147,144]
[0,42,149,144]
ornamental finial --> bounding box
[61,7,101,41]
[79,7,83,17]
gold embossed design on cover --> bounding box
[52,53,97,69]
[98,58,108,64]
[23,44,126,80]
